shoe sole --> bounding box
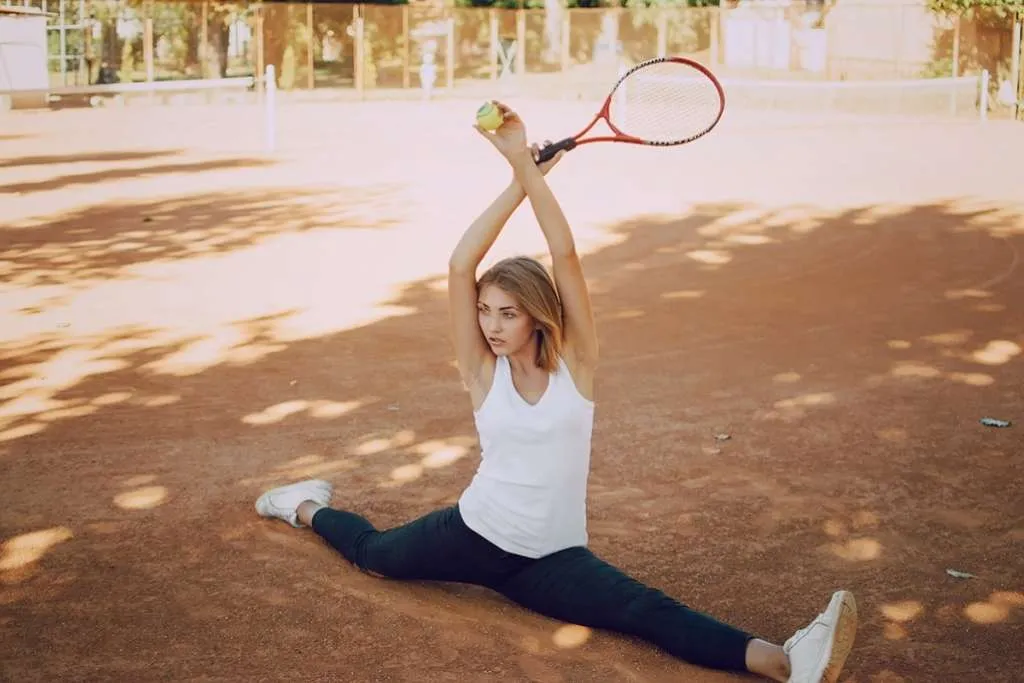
[821,590,858,683]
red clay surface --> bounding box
[1,101,1023,682]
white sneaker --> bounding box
[784,590,857,683]
[255,479,333,527]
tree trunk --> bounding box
[216,22,229,77]
[261,4,291,86]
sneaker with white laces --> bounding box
[255,479,333,528]
[784,590,857,683]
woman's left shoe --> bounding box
[255,479,333,527]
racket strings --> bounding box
[609,61,723,144]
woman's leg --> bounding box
[257,480,530,585]
[494,546,789,680]
[308,505,480,581]
[309,503,535,588]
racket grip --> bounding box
[535,137,577,164]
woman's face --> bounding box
[477,284,536,356]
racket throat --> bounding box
[535,137,578,164]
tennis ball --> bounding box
[476,101,504,131]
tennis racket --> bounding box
[534,56,725,164]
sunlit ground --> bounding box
[1,99,1023,681]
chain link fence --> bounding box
[4,0,1021,117]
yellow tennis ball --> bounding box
[476,101,504,131]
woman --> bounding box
[255,102,857,683]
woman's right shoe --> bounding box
[784,590,857,683]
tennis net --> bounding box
[620,72,985,122]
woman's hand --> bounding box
[473,101,529,161]
[531,140,566,176]
[474,101,566,175]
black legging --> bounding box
[311,504,754,672]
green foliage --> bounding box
[451,0,718,7]
[453,0,543,8]
[926,0,1024,16]
[920,0,1018,114]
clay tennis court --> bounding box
[1,96,1022,682]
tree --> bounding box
[927,0,1023,15]
[928,0,1022,118]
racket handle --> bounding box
[535,137,577,164]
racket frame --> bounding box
[535,56,725,164]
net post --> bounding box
[949,72,956,118]
[979,69,989,122]
[265,64,277,152]
[978,70,987,122]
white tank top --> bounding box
[458,355,595,558]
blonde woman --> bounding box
[255,103,857,683]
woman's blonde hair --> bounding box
[478,256,563,373]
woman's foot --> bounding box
[255,479,333,527]
[744,639,790,682]
[784,590,857,683]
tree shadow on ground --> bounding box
[0,157,277,196]
[0,198,1022,682]
[0,150,182,170]
[0,185,406,289]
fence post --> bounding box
[143,0,154,83]
[951,14,960,78]
[402,4,410,88]
[305,3,314,89]
[561,10,570,73]
[656,8,667,58]
[265,64,276,151]
[516,8,526,77]
[895,3,905,77]
[446,16,455,90]
[200,0,209,79]
[489,9,498,80]
[353,4,364,98]
[255,5,265,97]
[710,7,720,67]
[1011,13,1021,121]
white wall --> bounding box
[0,11,49,108]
